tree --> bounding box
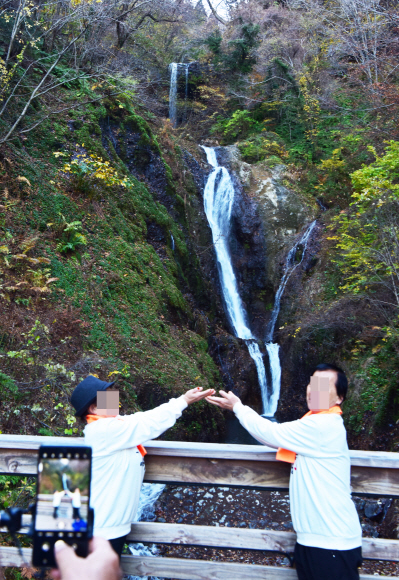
[0,0,191,144]
[330,141,399,309]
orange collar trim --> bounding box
[85,414,147,457]
[302,404,342,418]
[86,414,116,423]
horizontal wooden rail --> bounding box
[4,519,398,563]
[121,556,392,580]
[128,522,399,562]
[1,435,399,496]
[0,547,392,579]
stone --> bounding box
[364,500,383,520]
[362,522,379,538]
[353,498,365,515]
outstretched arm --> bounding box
[207,391,321,456]
[90,387,215,452]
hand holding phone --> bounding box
[33,446,92,567]
[51,537,121,580]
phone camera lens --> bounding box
[72,544,78,551]
[42,543,50,552]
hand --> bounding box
[206,390,241,412]
[51,537,122,580]
[183,386,216,405]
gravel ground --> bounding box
[140,485,399,577]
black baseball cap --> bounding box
[70,375,116,417]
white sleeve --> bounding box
[233,401,321,457]
[104,396,188,452]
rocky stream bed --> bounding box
[128,484,399,578]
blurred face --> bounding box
[96,389,119,415]
[306,370,343,412]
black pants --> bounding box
[294,543,362,580]
[109,535,127,559]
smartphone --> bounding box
[32,445,92,567]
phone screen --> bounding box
[37,454,90,532]
[33,446,92,567]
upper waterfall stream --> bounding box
[168,62,191,127]
[201,146,269,413]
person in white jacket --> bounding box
[70,375,214,557]
[206,363,362,580]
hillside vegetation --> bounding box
[0,0,399,451]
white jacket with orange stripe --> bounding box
[84,396,188,540]
[233,401,362,550]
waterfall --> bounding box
[262,220,317,416]
[128,483,165,580]
[201,145,269,413]
[185,63,190,100]
[265,220,317,342]
[170,233,175,252]
[264,342,281,417]
[168,63,178,127]
[168,62,191,127]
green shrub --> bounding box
[237,133,287,163]
[0,371,18,395]
[211,110,264,143]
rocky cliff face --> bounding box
[214,145,316,338]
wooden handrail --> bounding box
[1,435,399,466]
[1,435,399,496]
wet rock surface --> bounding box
[101,119,179,220]
[208,332,263,410]
[138,486,399,576]
[223,146,316,288]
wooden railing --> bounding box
[1,435,399,578]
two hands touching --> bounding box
[206,390,241,411]
[182,387,241,411]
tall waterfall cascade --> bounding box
[201,145,317,417]
[201,146,269,413]
[168,62,191,127]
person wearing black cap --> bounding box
[70,375,214,557]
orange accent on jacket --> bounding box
[276,405,343,463]
[85,414,147,457]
